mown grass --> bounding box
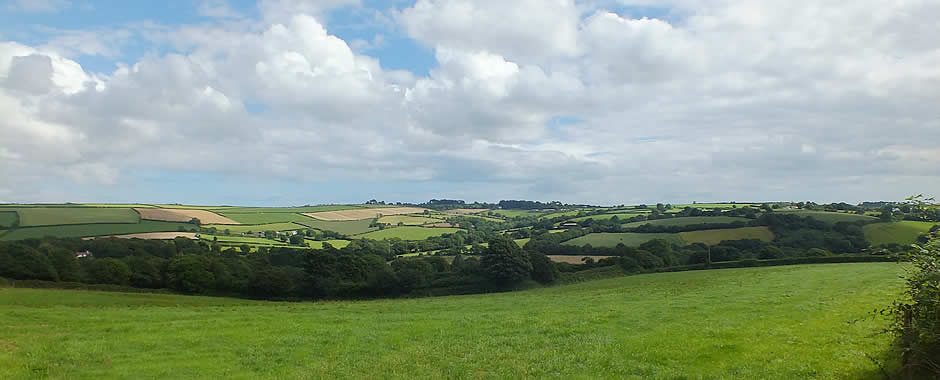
[218,212,317,225]
[295,219,377,236]
[377,215,443,226]
[863,221,937,246]
[679,226,775,245]
[357,226,463,241]
[0,212,17,228]
[0,263,904,379]
[623,216,750,228]
[776,210,877,224]
[3,207,140,227]
[564,232,684,247]
[0,221,195,241]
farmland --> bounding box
[377,215,443,226]
[775,210,877,224]
[303,207,427,221]
[569,212,646,222]
[216,212,317,225]
[135,208,240,225]
[863,221,937,246]
[0,263,904,379]
[1,207,140,227]
[206,222,306,234]
[679,226,775,245]
[357,226,462,240]
[94,232,199,240]
[295,219,377,236]
[305,239,352,249]
[0,212,17,228]
[0,221,194,241]
[623,216,750,228]
[564,232,684,247]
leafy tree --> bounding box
[0,243,57,281]
[88,258,132,285]
[165,255,215,293]
[46,247,81,282]
[528,251,559,284]
[480,236,532,285]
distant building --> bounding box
[560,222,579,228]
[75,250,93,259]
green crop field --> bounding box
[679,226,775,245]
[864,221,937,246]
[564,232,684,247]
[491,209,543,218]
[0,221,195,241]
[569,212,646,222]
[217,212,316,225]
[295,219,377,236]
[79,204,157,208]
[201,235,289,247]
[0,212,17,228]
[0,263,904,379]
[206,222,307,234]
[623,216,750,228]
[514,238,531,247]
[219,205,364,213]
[674,203,761,209]
[306,239,352,249]
[5,207,140,227]
[377,215,443,226]
[357,226,462,240]
[152,204,234,210]
[776,210,877,224]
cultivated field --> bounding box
[357,226,462,240]
[0,212,17,228]
[564,232,684,247]
[377,215,443,226]
[306,239,352,249]
[303,207,427,221]
[863,221,937,246]
[89,232,199,240]
[0,207,140,227]
[295,219,377,236]
[679,226,775,245]
[207,222,306,234]
[135,208,240,225]
[776,210,877,223]
[0,221,195,241]
[217,212,316,225]
[623,216,750,228]
[0,263,904,379]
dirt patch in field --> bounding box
[448,209,488,215]
[85,232,199,240]
[0,339,18,352]
[135,208,240,225]
[547,255,614,264]
[303,207,428,221]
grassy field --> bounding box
[569,212,646,222]
[217,212,316,225]
[357,226,463,241]
[377,215,443,226]
[215,205,364,213]
[205,223,307,234]
[564,232,684,247]
[0,221,194,241]
[674,203,761,209]
[0,263,904,379]
[0,212,17,228]
[776,210,877,224]
[201,235,289,247]
[623,216,750,228]
[679,226,775,245]
[491,210,543,218]
[864,221,937,246]
[295,219,377,236]
[1,207,140,227]
[306,239,352,249]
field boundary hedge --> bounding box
[0,278,174,294]
[656,255,898,273]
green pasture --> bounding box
[564,232,684,247]
[776,210,876,224]
[863,221,937,246]
[306,239,352,249]
[491,210,543,218]
[0,221,195,241]
[623,216,750,228]
[514,238,531,247]
[295,219,377,236]
[206,223,306,234]
[0,212,17,228]
[2,207,140,227]
[357,226,462,240]
[219,205,364,213]
[674,203,760,209]
[79,204,157,208]
[151,204,234,210]
[202,235,289,247]
[568,212,646,222]
[377,215,443,226]
[0,263,904,379]
[679,226,775,245]
[217,212,316,225]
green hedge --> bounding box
[0,278,173,294]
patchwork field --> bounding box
[135,208,240,225]
[206,223,306,234]
[0,212,17,228]
[0,263,904,379]
[218,205,363,213]
[564,232,684,247]
[569,212,646,222]
[217,212,316,225]
[303,207,427,221]
[491,210,542,218]
[357,226,462,240]
[776,210,877,224]
[202,235,289,247]
[447,209,488,214]
[679,226,775,245]
[0,221,194,241]
[295,219,377,236]
[863,221,937,246]
[305,239,352,249]
[623,216,750,228]
[1,207,140,227]
[89,232,199,240]
[377,215,443,226]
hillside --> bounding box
[0,263,903,379]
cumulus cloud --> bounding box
[1,0,939,204]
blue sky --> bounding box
[0,0,937,205]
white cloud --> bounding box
[6,0,70,12]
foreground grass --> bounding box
[0,263,903,379]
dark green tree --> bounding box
[528,251,559,284]
[480,236,532,285]
[88,258,132,285]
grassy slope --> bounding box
[218,205,364,213]
[377,215,443,226]
[569,212,646,222]
[357,226,462,240]
[0,263,904,379]
[564,232,684,247]
[679,226,775,245]
[0,212,17,228]
[776,210,877,223]
[305,239,352,249]
[205,223,307,234]
[491,210,543,218]
[295,219,377,236]
[218,212,317,225]
[864,221,937,246]
[0,221,195,241]
[623,216,750,228]
[6,207,140,227]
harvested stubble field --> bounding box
[135,208,240,225]
[0,263,904,379]
[303,207,427,221]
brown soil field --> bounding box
[134,208,240,225]
[547,255,614,264]
[303,207,428,221]
[447,209,488,214]
[84,232,199,240]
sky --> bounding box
[0,0,938,206]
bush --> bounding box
[887,230,940,378]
